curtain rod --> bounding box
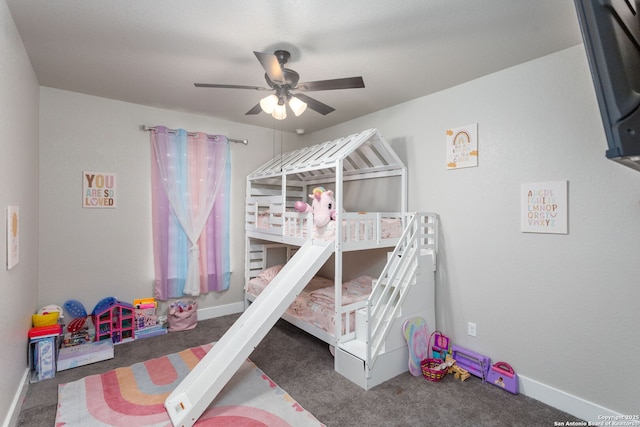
[142,125,248,145]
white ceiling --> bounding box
[7,0,584,134]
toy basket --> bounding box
[167,300,198,332]
[420,331,448,382]
[32,312,59,327]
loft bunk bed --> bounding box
[244,128,439,389]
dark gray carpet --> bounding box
[18,313,582,426]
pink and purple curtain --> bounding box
[150,126,230,299]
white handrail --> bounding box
[365,212,438,369]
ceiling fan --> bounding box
[194,50,365,120]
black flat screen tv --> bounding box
[574,0,640,171]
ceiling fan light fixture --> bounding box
[288,96,308,116]
[259,94,278,114]
[272,103,287,120]
[197,50,365,120]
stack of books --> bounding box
[133,298,167,339]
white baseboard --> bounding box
[520,375,639,425]
[196,302,244,321]
[3,369,29,427]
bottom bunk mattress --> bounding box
[246,265,373,336]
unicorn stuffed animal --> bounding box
[294,187,336,238]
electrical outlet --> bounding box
[468,322,477,337]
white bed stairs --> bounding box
[164,239,334,427]
[335,213,437,389]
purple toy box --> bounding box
[486,361,519,394]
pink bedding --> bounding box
[246,265,373,336]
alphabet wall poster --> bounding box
[446,123,478,169]
[520,181,568,234]
[7,206,19,269]
[83,171,117,208]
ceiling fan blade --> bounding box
[194,83,270,91]
[291,93,335,115]
[296,76,364,92]
[253,51,285,84]
[245,103,262,115]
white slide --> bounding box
[165,239,334,427]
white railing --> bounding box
[245,196,284,234]
[246,196,408,248]
[364,212,438,368]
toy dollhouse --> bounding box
[92,299,135,344]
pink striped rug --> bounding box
[56,343,324,426]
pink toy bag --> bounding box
[486,361,519,394]
[167,300,198,332]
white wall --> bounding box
[0,1,40,425]
[38,87,299,317]
[307,45,640,418]
[5,4,638,421]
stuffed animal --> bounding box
[294,186,336,228]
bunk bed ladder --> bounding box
[165,239,334,427]
[367,213,423,368]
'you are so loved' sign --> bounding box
[520,181,567,234]
[83,171,117,208]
